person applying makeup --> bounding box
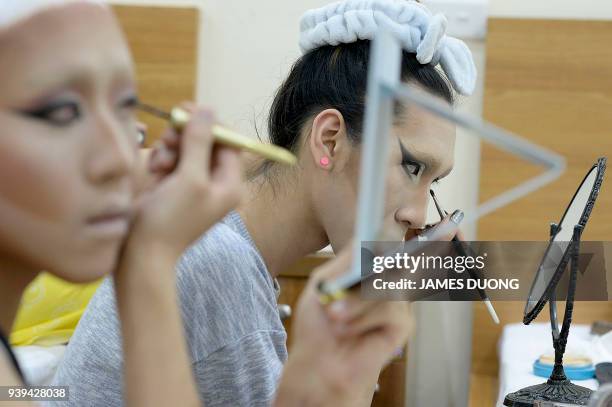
[0,1,243,405]
[55,0,475,406]
[0,2,408,407]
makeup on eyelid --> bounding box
[398,140,446,185]
[15,90,138,128]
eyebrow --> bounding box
[31,60,134,95]
[398,139,453,179]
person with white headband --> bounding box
[56,0,474,406]
[0,1,418,406]
[0,0,245,405]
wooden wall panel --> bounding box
[472,18,612,406]
[113,6,198,146]
[478,19,612,241]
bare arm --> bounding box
[0,350,37,406]
[114,245,200,407]
[115,109,243,407]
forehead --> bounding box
[0,4,134,98]
[393,102,456,161]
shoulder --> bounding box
[174,220,283,358]
[176,220,269,292]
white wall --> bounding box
[489,0,612,20]
[111,0,331,135]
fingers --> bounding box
[350,303,413,365]
[327,295,377,324]
[178,108,216,174]
[161,128,180,149]
[149,125,181,174]
[356,322,411,366]
[310,246,353,286]
[209,146,244,207]
[150,140,179,174]
[210,146,241,184]
[419,209,464,241]
[334,302,411,339]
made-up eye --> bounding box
[22,101,81,127]
[402,161,423,183]
[116,95,139,121]
[119,95,139,111]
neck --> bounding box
[0,256,37,336]
[238,175,329,277]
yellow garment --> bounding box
[10,273,101,346]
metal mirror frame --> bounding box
[318,29,566,301]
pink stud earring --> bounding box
[320,156,330,167]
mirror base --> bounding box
[503,379,593,406]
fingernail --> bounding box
[450,210,464,224]
[329,300,347,317]
[196,109,214,122]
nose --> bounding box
[395,188,429,231]
[85,110,137,185]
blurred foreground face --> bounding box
[0,3,140,282]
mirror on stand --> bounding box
[504,158,607,407]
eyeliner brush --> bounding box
[137,103,297,166]
[429,190,500,324]
[137,103,172,121]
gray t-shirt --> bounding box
[51,212,287,406]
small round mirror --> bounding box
[523,158,606,323]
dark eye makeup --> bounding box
[17,92,139,128]
[19,100,81,127]
[399,140,424,183]
[120,95,139,110]
[398,139,444,185]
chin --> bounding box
[51,250,118,284]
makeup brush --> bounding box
[429,189,500,325]
[137,103,297,166]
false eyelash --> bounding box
[121,95,139,109]
[402,161,423,183]
[20,101,81,127]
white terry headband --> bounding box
[0,0,106,31]
[299,0,477,96]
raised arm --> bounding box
[114,108,243,407]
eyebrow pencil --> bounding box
[137,103,297,166]
[429,189,500,324]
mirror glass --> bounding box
[524,164,600,317]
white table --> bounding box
[496,323,612,406]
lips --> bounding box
[405,227,427,241]
[86,208,132,238]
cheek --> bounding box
[0,125,81,225]
[384,168,410,214]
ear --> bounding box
[308,109,349,171]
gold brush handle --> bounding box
[170,107,297,166]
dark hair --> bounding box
[267,40,454,157]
